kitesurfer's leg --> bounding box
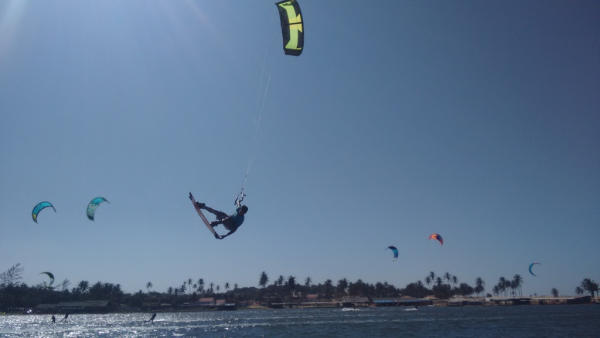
[203,207,228,221]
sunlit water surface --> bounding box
[1,305,599,337]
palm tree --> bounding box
[146,282,153,294]
[277,275,285,287]
[259,272,269,288]
[60,279,71,292]
[498,277,507,297]
[435,277,443,287]
[512,275,523,297]
[551,288,559,297]
[188,278,193,295]
[78,280,90,294]
[425,276,432,290]
[198,278,204,294]
[575,287,584,296]
[324,279,334,299]
[336,278,348,295]
[451,276,459,289]
[209,282,214,294]
[287,276,296,290]
[234,283,238,290]
[304,277,312,288]
[429,271,436,282]
[580,278,599,298]
[474,277,485,298]
[504,279,512,297]
[225,282,230,293]
[492,285,500,296]
[443,272,452,286]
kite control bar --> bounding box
[234,191,246,206]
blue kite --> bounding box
[32,202,56,223]
[386,246,399,261]
[87,197,110,221]
[529,263,541,276]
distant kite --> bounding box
[275,0,304,56]
[386,246,399,261]
[428,233,443,245]
[87,197,110,221]
[32,202,56,223]
[40,272,55,287]
[529,263,541,276]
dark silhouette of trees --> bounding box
[0,264,24,287]
[580,278,599,298]
[336,278,348,296]
[2,263,598,312]
[259,272,269,289]
[512,275,524,297]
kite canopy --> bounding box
[529,263,541,276]
[386,246,399,261]
[275,0,304,56]
[428,233,443,245]
[40,272,55,287]
[87,197,110,221]
[32,202,56,223]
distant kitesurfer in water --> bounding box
[195,199,248,240]
[60,313,69,322]
[145,313,156,323]
[51,315,56,324]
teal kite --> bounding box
[275,0,304,56]
[32,202,56,223]
[386,246,399,261]
[529,263,541,276]
[40,272,55,287]
[87,197,110,221]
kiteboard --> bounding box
[189,192,220,239]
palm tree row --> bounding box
[1,264,598,310]
[160,277,238,300]
[491,275,524,297]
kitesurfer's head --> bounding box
[240,205,248,214]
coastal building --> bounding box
[198,298,216,306]
[372,296,433,307]
[305,294,320,302]
[339,296,371,307]
[530,296,591,305]
[487,295,592,306]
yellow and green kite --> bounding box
[275,0,304,56]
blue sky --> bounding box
[1,0,599,297]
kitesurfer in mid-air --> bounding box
[195,199,248,240]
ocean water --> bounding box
[1,305,599,337]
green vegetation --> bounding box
[1,264,597,312]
